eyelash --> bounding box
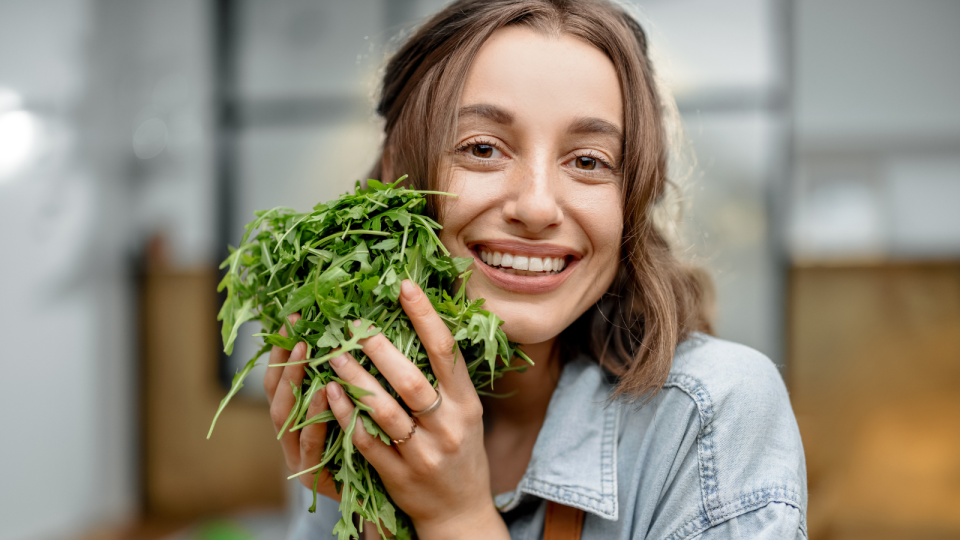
[454,137,615,172]
[454,137,499,158]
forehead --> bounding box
[460,25,623,132]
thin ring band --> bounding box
[391,418,417,445]
[411,386,442,418]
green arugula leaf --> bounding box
[206,342,269,439]
[221,297,256,356]
[208,180,530,540]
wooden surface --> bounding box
[789,263,960,540]
[140,269,286,519]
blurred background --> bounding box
[0,0,957,539]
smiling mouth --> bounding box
[475,247,571,276]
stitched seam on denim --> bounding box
[524,478,605,501]
[600,400,619,516]
[521,480,617,519]
[713,485,803,521]
[664,495,805,540]
[663,373,719,523]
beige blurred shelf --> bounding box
[140,268,286,520]
[789,262,960,540]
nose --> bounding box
[502,158,564,234]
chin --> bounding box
[478,296,573,346]
[500,318,563,346]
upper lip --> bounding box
[467,239,583,260]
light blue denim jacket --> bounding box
[288,334,808,539]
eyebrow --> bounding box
[569,116,623,142]
[458,103,622,142]
[458,104,514,125]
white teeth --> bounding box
[478,249,569,274]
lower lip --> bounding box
[472,252,578,294]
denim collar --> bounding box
[494,356,621,520]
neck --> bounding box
[481,338,562,427]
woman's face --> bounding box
[438,26,625,345]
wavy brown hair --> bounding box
[369,0,714,399]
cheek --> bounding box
[575,187,624,270]
[437,167,505,246]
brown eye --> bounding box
[472,144,494,158]
[575,156,597,170]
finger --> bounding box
[356,323,439,413]
[264,314,300,402]
[329,350,422,443]
[271,341,307,470]
[326,381,401,468]
[399,280,471,391]
[263,346,290,403]
[297,388,333,490]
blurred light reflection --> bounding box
[0,108,38,180]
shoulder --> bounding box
[617,334,808,538]
[665,333,794,428]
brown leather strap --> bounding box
[544,500,585,540]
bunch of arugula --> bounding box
[208,177,531,540]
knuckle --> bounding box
[432,334,456,357]
[395,373,422,396]
[299,435,323,458]
[269,406,287,429]
[364,334,389,356]
[462,402,484,425]
[380,405,406,429]
[437,429,465,454]
[416,452,442,476]
[353,431,376,452]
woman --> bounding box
[267,1,807,538]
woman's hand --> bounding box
[264,281,509,539]
[263,314,340,500]
[325,280,509,539]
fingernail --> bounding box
[327,382,342,400]
[352,319,362,328]
[401,279,418,300]
[294,342,306,358]
[330,353,347,368]
[313,387,326,404]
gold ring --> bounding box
[391,418,417,445]
[411,386,442,418]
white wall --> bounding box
[0,0,215,538]
[0,0,135,538]
[792,0,960,260]
[796,0,960,145]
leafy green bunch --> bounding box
[208,177,531,540]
